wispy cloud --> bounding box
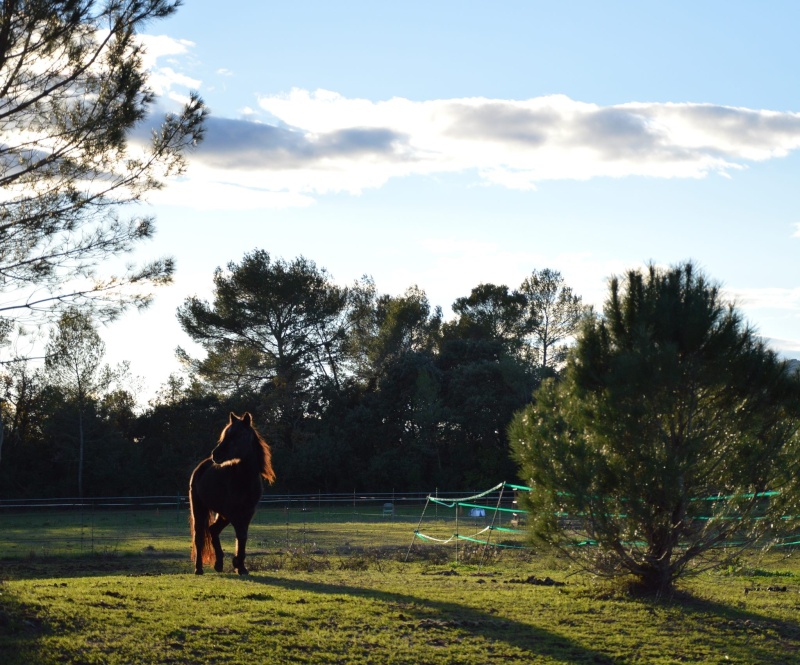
[197,116,408,171]
[726,287,800,311]
[153,88,800,208]
[764,337,800,357]
[719,288,800,358]
[138,35,199,96]
[138,34,194,65]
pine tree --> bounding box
[0,1,205,342]
[510,262,800,594]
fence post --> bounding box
[285,500,290,550]
[79,499,84,555]
[455,503,459,565]
[90,498,94,555]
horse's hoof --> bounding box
[214,561,224,573]
[237,568,249,576]
[194,569,204,575]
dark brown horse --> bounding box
[189,412,275,575]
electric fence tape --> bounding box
[407,481,800,558]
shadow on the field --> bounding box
[245,573,617,663]
[243,574,800,664]
[666,592,800,663]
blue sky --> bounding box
[103,1,800,400]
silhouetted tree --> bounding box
[134,386,226,495]
[519,268,586,372]
[439,285,539,487]
[45,309,107,496]
[450,283,527,356]
[0,0,205,355]
[177,250,369,452]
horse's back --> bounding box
[190,457,262,520]
[190,457,227,513]
[190,458,214,492]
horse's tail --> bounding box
[189,467,215,565]
[190,504,215,565]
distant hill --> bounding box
[787,358,800,375]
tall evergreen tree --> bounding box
[177,250,366,451]
[510,262,800,594]
[450,283,527,356]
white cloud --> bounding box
[713,288,800,360]
[764,337,800,358]
[794,223,800,237]
[148,172,316,210]
[155,89,800,209]
[138,34,200,97]
[148,66,201,97]
[726,287,800,311]
[138,34,195,69]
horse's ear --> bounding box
[242,412,252,426]
[229,411,237,423]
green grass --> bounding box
[0,505,523,558]
[1,510,799,663]
[1,549,799,664]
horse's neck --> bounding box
[217,456,258,477]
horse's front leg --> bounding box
[192,510,206,575]
[209,515,229,573]
[231,519,251,575]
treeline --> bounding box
[0,250,585,498]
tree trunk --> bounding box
[640,533,677,595]
[78,407,84,499]
[639,563,675,596]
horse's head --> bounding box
[212,412,256,465]
[211,412,276,483]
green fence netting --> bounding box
[409,481,800,560]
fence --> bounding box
[0,490,524,560]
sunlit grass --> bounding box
[2,509,798,663]
[1,548,799,664]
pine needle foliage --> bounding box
[0,0,205,332]
[510,261,800,595]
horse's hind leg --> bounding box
[231,518,251,575]
[209,515,229,573]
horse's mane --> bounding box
[252,425,276,484]
[221,412,276,484]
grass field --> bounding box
[1,510,800,664]
[0,502,525,559]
